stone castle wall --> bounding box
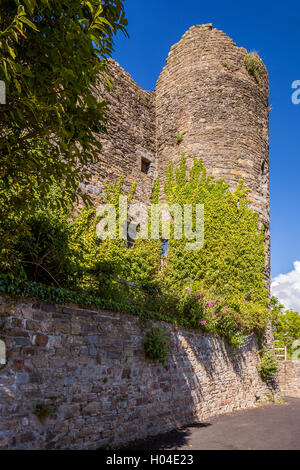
[81,59,156,206]
[83,24,270,286]
[156,24,270,284]
[0,26,278,451]
[0,296,276,450]
[278,361,300,398]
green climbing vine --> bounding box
[0,156,270,349]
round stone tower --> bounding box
[155,24,270,288]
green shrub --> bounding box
[258,349,279,381]
[271,297,300,359]
[143,326,170,366]
[176,134,184,144]
[15,210,75,287]
[33,403,57,424]
[227,331,248,349]
[244,53,261,84]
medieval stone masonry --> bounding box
[0,25,287,450]
[278,361,300,398]
[0,296,276,450]
[87,23,270,285]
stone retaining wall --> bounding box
[278,361,300,398]
[0,296,278,450]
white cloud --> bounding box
[271,261,300,312]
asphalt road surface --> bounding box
[120,397,300,450]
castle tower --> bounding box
[155,24,270,287]
[87,24,270,291]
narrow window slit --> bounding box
[141,158,151,174]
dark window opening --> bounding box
[126,225,135,249]
[161,239,169,258]
[126,234,134,249]
[126,240,134,249]
[141,158,151,174]
[261,159,266,176]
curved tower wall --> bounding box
[155,24,270,286]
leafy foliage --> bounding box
[0,157,271,349]
[33,403,57,424]
[0,274,177,325]
[15,209,74,287]
[258,349,279,381]
[161,156,269,335]
[0,0,127,261]
[143,326,170,366]
[271,297,300,359]
[244,52,261,84]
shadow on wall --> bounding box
[145,327,274,431]
[0,298,277,450]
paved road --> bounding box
[121,397,300,450]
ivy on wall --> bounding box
[0,157,270,348]
[161,157,269,336]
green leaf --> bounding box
[19,17,40,32]
[8,46,16,59]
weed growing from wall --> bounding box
[244,53,261,85]
[143,326,170,366]
[33,403,57,425]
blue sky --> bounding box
[111,0,300,305]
